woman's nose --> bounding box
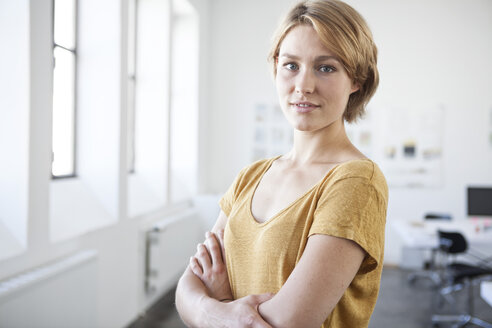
[294,69,315,94]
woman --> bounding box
[176,0,388,327]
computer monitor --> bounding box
[467,187,492,218]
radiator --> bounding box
[0,250,98,328]
[144,209,204,298]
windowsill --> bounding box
[50,178,117,243]
[0,221,25,261]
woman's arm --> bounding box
[175,211,273,327]
[258,234,365,328]
[192,228,366,328]
[192,232,365,328]
[189,230,232,301]
[175,210,227,326]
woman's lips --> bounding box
[291,102,319,113]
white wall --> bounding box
[202,0,492,264]
[0,0,29,249]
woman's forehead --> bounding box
[278,25,337,59]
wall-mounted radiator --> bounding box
[144,209,204,298]
[0,250,98,328]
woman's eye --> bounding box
[284,63,299,71]
[319,65,335,73]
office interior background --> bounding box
[1,0,492,327]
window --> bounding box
[127,0,199,216]
[50,0,122,241]
[52,0,77,178]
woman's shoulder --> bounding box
[328,158,388,197]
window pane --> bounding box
[52,47,75,177]
[54,0,76,49]
[170,2,199,201]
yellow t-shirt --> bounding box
[219,156,388,328]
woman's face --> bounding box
[275,25,358,133]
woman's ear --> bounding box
[351,82,360,94]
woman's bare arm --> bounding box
[189,229,232,301]
[175,210,227,327]
[258,234,366,328]
[175,210,273,328]
[189,223,365,328]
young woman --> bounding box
[176,1,388,327]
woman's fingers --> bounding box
[253,320,273,328]
[233,294,275,328]
[189,256,203,276]
[247,293,275,306]
[249,293,275,328]
[196,243,212,272]
[194,231,228,282]
[205,231,224,266]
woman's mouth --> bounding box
[291,102,319,113]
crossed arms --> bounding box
[175,210,366,328]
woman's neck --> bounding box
[284,120,362,166]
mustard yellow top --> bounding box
[220,156,388,328]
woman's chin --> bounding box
[292,123,319,132]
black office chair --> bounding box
[425,213,453,221]
[408,213,452,287]
[431,230,492,328]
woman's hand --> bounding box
[201,293,275,328]
[190,230,233,301]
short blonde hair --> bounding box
[268,0,379,122]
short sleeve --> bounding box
[309,176,388,274]
[219,166,249,217]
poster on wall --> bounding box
[377,105,446,188]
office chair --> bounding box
[431,230,492,328]
[425,213,453,221]
[408,213,452,287]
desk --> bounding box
[392,219,492,249]
[391,219,492,268]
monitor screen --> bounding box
[467,187,492,217]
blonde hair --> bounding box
[268,0,379,122]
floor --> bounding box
[128,267,492,328]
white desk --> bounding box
[392,219,492,309]
[391,219,492,269]
[392,219,492,249]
